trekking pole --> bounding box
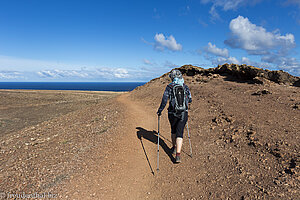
[157,116,160,172]
[186,121,192,157]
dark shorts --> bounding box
[168,112,188,138]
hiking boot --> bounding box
[170,146,176,155]
[175,155,181,163]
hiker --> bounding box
[157,69,192,163]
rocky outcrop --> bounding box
[173,64,299,87]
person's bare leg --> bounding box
[171,134,176,147]
[176,137,183,153]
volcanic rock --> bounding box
[173,64,299,86]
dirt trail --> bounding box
[60,93,161,199]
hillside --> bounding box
[0,64,299,199]
[129,64,299,199]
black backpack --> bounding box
[172,84,186,116]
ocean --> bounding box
[0,82,146,92]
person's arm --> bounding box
[157,85,170,115]
[185,85,192,103]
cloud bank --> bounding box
[224,16,299,75]
[225,16,295,54]
[37,69,90,78]
[203,42,239,65]
[201,16,300,76]
[35,68,130,80]
[0,71,22,79]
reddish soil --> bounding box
[129,72,299,200]
[0,70,299,199]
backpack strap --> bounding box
[168,83,174,88]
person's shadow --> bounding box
[136,127,176,174]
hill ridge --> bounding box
[148,64,299,87]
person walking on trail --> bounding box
[157,69,192,163]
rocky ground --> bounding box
[0,90,120,136]
[0,64,299,199]
[0,90,123,197]
[130,64,299,199]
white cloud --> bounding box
[223,16,300,76]
[38,68,130,79]
[241,57,270,68]
[227,57,240,64]
[36,68,129,80]
[3,67,152,81]
[114,68,129,78]
[241,57,251,65]
[241,57,260,66]
[96,68,129,79]
[201,0,262,20]
[201,0,244,11]
[209,5,220,20]
[225,16,295,54]
[213,56,240,65]
[37,70,57,78]
[37,69,90,78]
[199,16,299,76]
[211,56,272,70]
[204,42,229,57]
[0,55,136,80]
[203,42,239,66]
[0,70,22,79]
[154,33,182,51]
[262,54,300,75]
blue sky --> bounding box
[0,0,299,82]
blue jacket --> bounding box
[157,83,192,114]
